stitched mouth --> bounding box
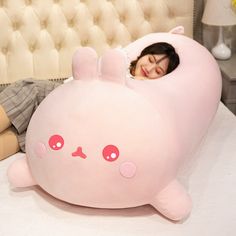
[72,147,87,159]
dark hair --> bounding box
[130,42,179,76]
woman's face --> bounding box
[133,54,170,80]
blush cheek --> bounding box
[119,162,137,178]
[34,142,47,158]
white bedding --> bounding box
[1,102,236,236]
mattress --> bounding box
[0,102,236,236]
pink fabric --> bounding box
[7,27,222,221]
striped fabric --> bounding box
[0,79,62,151]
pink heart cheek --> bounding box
[34,142,47,158]
[119,162,137,178]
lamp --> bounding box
[202,0,236,60]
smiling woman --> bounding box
[129,42,180,80]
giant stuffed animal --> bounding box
[7,26,222,221]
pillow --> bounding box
[7,26,222,221]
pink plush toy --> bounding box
[7,26,222,221]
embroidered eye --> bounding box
[102,145,119,162]
[49,135,64,150]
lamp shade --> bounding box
[202,0,236,26]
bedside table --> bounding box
[217,54,236,115]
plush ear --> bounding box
[99,49,127,84]
[169,26,185,35]
[72,47,98,81]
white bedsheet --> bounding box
[1,102,236,236]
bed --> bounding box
[1,0,236,235]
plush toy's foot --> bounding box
[150,179,192,221]
[7,155,36,188]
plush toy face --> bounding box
[26,76,178,207]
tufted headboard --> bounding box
[0,0,203,87]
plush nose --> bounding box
[72,146,87,159]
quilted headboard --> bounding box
[0,0,203,86]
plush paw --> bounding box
[150,179,192,221]
[7,156,36,188]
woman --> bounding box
[0,42,179,160]
[129,42,179,80]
